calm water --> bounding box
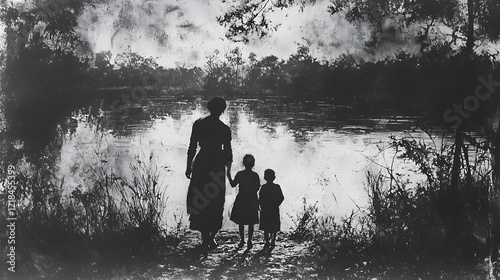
[58,96,448,231]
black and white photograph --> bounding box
[1,0,500,279]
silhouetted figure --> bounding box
[186,97,232,248]
[259,169,284,251]
[227,154,260,249]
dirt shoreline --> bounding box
[114,230,319,279]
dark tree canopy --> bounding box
[219,0,500,56]
[2,0,96,56]
[218,0,317,43]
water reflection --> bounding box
[57,97,437,231]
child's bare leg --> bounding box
[238,225,245,247]
[201,231,210,247]
[247,225,254,248]
[209,230,218,248]
[248,225,254,241]
[270,232,276,250]
[264,232,270,248]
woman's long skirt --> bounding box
[187,152,226,232]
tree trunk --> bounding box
[474,0,500,263]
[451,130,462,191]
[465,0,475,57]
[447,0,476,250]
[448,128,463,245]
[491,107,500,261]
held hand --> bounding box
[185,167,192,179]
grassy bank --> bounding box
[1,143,180,279]
[288,129,494,279]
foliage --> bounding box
[289,198,319,241]
[1,143,172,277]
[218,0,500,55]
[217,0,317,43]
[329,0,462,51]
[357,131,491,275]
[246,54,286,92]
[314,213,373,273]
[1,0,93,55]
[287,130,493,278]
[204,48,246,92]
[1,1,94,150]
[200,44,500,123]
[113,155,168,248]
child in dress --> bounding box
[259,169,284,251]
[227,154,260,248]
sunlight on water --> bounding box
[58,106,432,232]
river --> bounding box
[55,95,448,232]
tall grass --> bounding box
[289,199,320,241]
[2,146,173,278]
[290,130,492,278]
[112,155,168,250]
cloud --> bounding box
[76,0,229,67]
[75,0,421,68]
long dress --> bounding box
[259,183,284,233]
[186,116,232,232]
[229,170,260,225]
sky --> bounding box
[4,0,496,68]
[73,0,417,68]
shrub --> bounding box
[3,146,171,277]
[295,129,492,278]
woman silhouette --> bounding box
[185,97,232,248]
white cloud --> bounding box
[76,0,372,67]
